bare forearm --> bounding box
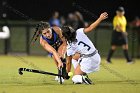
[66,61,71,72]
[84,12,108,33]
[87,18,102,32]
[52,51,62,64]
[115,25,123,32]
[66,56,72,72]
[42,42,62,64]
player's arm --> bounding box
[115,25,121,31]
[84,12,108,33]
[53,26,67,56]
[40,37,63,68]
[116,25,124,32]
[66,56,72,73]
[53,26,66,43]
[66,53,80,73]
[113,16,127,32]
[113,17,123,31]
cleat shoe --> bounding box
[58,77,64,83]
[55,76,64,83]
[127,61,134,64]
[82,75,92,84]
[106,60,112,64]
[127,59,134,64]
[83,74,93,84]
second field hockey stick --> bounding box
[18,68,64,77]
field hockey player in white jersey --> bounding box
[61,12,108,84]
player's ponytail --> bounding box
[30,21,50,45]
[32,30,41,45]
[30,25,39,45]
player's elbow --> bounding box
[84,26,94,33]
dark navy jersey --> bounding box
[41,28,63,51]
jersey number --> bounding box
[78,41,91,51]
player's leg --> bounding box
[72,64,89,84]
[122,44,132,63]
[72,65,92,84]
[121,33,133,63]
[106,45,117,63]
[72,53,80,69]
[72,53,101,84]
[72,65,94,84]
[106,31,118,63]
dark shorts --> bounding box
[48,53,53,57]
[111,30,128,46]
[48,43,62,57]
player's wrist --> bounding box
[98,17,104,21]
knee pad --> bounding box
[72,75,82,84]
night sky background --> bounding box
[0,0,140,22]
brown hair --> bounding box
[30,21,50,45]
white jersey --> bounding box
[67,28,96,56]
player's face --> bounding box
[116,11,125,16]
[42,28,52,39]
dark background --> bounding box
[1,0,140,22]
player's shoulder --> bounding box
[52,26,62,35]
[113,16,119,22]
[52,26,61,32]
[76,28,85,33]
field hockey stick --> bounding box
[18,68,64,77]
[58,67,63,84]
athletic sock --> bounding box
[107,49,115,62]
[123,49,132,62]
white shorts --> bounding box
[79,53,101,73]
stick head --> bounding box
[18,68,23,75]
